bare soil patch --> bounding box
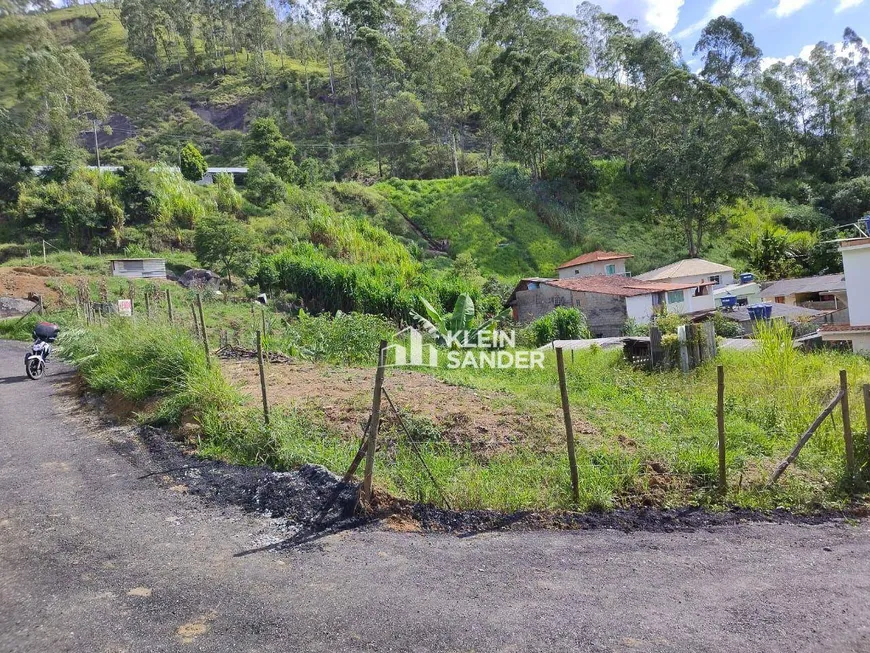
[221,359,595,454]
[0,266,75,305]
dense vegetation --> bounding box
[1,0,868,276]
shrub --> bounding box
[529,307,591,346]
[244,158,287,208]
[179,142,208,182]
[831,176,870,223]
[710,311,742,338]
[490,162,533,202]
[280,311,396,365]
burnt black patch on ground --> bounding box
[131,426,369,543]
[68,383,863,540]
[413,504,856,535]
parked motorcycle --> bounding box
[25,322,60,380]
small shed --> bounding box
[109,258,167,279]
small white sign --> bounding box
[118,299,133,317]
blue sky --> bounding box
[541,0,870,67]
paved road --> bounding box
[2,339,870,652]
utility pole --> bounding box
[93,119,101,172]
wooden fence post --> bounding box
[166,289,174,324]
[144,293,151,321]
[689,323,701,368]
[677,325,690,373]
[556,348,581,505]
[650,326,663,370]
[704,321,718,361]
[863,383,870,461]
[841,370,854,478]
[361,340,387,507]
[256,330,270,426]
[717,365,726,495]
[261,307,267,336]
[38,294,44,315]
[191,303,200,340]
[196,293,211,368]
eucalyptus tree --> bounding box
[693,16,762,95]
[633,70,758,257]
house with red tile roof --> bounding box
[556,251,633,280]
[507,273,715,337]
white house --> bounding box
[556,251,633,279]
[820,238,870,353]
[636,258,735,291]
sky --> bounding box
[540,0,870,68]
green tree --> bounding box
[243,117,298,182]
[244,157,287,207]
[194,213,257,285]
[179,142,208,182]
[694,16,762,93]
[633,70,758,257]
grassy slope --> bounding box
[375,177,576,278]
[371,175,760,280]
[26,6,327,164]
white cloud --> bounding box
[644,0,685,33]
[836,0,865,11]
[674,0,754,39]
[760,39,863,71]
[772,0,814,17]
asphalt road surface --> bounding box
[2,339,870,652]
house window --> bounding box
[775,296,785,304]
[574,269,579,275]
[652,293,662,306]
[667,290,685,304]
[605,264,616,275]
[709,275,720,285]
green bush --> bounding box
[280,311,396,365]
[244,157,287,208]
[529,307,591,346]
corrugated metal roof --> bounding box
[724,303,827,322]
[636,258,734,281]
[760,274,846,298]
[557,250,633,270]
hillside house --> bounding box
[636,258,735,291]
[507,275,715,337]
[760,274,847,315]
[821,238,870,352]
[556,251,633,279]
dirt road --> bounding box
[1,339,870,652]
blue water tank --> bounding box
[720,296,737,309]
[740,272,755,284]
[748,304,762,320]
[762,303,773,319]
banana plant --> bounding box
[410,293,509,348]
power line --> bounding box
[91,125,446,149]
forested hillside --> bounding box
[1,0,869,287]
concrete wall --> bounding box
[625,294,655,324]
[514,285,627,337]
[840,242,870,326]
[573,292,628,337]
[558,259,626,280]
[514,285,575,323]
[666,291,715,315]
[852,334,870,353]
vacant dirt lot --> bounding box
[222,358,596,453]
